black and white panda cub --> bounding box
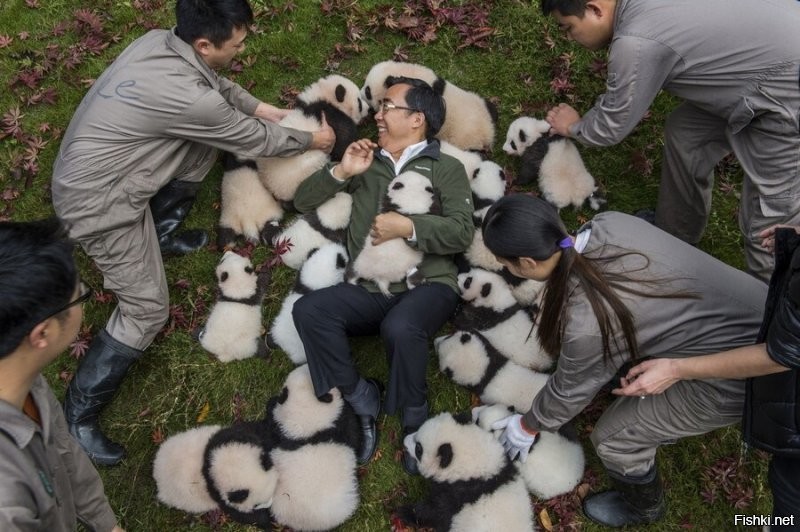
[268,243,349,364]
[216,152,283,249]
[197,251,270,362]
[396,412,535,532]
[346,171,441,297]
[272,191,353,270]
[257,75,368,202]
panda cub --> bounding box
[455,268,552,371]
[257,75,368,202]
[435,329,549,413]
[216,152,283,249]
[502,116,551,156]
[268,243,348,364]
[396,412,535,532]
[347,171,441,297]
[440,140,484,179]
[272,191,352,270]
[361,60,497,152]
[469,159,506,225]
[472,403,586,500]
[152,424,222,514]
[196,251,270,362]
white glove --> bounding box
[491,413,539,462]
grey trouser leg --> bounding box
[655,102,731,246]
[590,377,745,477]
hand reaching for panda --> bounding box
[310,112,336,153]
[254,102,290,123]
[546,103,581,137]
[491,413,539,462]
[333,138,378,179]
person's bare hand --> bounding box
[310,112,336,153]
[336,138,378,179]
[546,103,581,137]
[612,358,679,397]
[254,102,289,123]
[758,224,800,254]
[370,212,413,245]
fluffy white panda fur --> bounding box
[268,243,348,364]
[347,171,441,296]
[257,75,368,202]
[502,116,551,156]
[264,364,361,452]
[272,191,352,270]
[217,152,283,249]
[397,412,535,532]
[472,404,586,500]
[525,137,603,211]
[435,330,548,413]
[360,60,497,152]
[469,159,506,224]
[455,268,552,371]
[152,424,222,514]
[197,251,270,362]
[440,140,484,179]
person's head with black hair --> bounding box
[383,76,446,140]
[0,218,82,360]
[175,0,254,69]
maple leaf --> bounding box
[25,0,40,7]
[228,59,243,73]
[174,278,191,291]
[1,188,20,201]
[549,76,574,95]
[629,149,654,176]
[94,290,114,304]
[69,326,93,359]
[151,426,165,444]
[0,35,12,48]
[17,31,30,40]
[196,401,211,423]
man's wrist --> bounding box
[519,417,539,436]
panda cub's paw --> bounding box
[392,505,421,527]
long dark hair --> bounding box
[482,194,688,363]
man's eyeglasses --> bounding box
[48,281,93,318]
[378,101,420,114]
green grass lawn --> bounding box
[1,0,766,530]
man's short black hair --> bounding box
[541,0,589,17]
[175,0,254,48]
[385,76,446,140]
[0,218,77,358]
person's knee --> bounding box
[292,293,319,327]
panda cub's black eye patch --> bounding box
[245,266,253,274]
[519,130,527,143]
[392,182,404,190]
[463,276,472,289]
[277,386,289,404]
[415,441,423,460]
[480,283,492,298]
[220,272,229,282]
[459,333,470,344]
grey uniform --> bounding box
[522,212,767,476]
[52,28,312,349]
[570,0,800,281]
[0,376,117,531]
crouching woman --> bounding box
[482,194,767,528]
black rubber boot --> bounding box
[64,330,142,466]
[401,402,428,476]
[149,180,209,255]
[583,467,666,528]
[343,378,382,466]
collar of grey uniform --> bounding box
[0,375,49,449]
[165,27,220,91]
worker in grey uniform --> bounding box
[482,194,766,528]
[542,0,800,282]
[50,0,335,466]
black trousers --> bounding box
[293,281,459,415]
[769,454,800,530]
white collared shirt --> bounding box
[381,140,428,175]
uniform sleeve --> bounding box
[523,297,624,432]
[48,391,118,532]
[216,76,261,115]
[571,36,683,147]
[292,164,351,213]
[408,161,474,255]
[167,90,312,159]
[0,454,41,532]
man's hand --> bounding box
[370,212,413,245]
[334,138,378,179]
[546,103,581,137]
[612,358,680,397]
[310,112,336,153]
[491,414,539,462]
[254,102,289,123]
[758,224,800,254]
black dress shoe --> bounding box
[355,379,382,465]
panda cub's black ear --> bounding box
[245,266,254,274]
[452,411,473,425]
[220,271,229,283]
[335,84,346,103]
[277,386,289,404]
[480,282,492,298]
[336,253,347,269]
[437,443,453,469]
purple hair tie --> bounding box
[558,237,573,249]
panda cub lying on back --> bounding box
[346,170,441,297]
[396,412,535,532]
